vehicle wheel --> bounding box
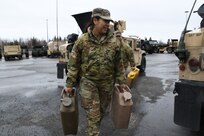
[172,47,177,53]
[148,50,153,54]
[153,47,159,53]
[19,55,22,60]
[26,53,29,58]
[5,57,8,61]
[167,47,173,53]
[138,55,146,72]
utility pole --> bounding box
[46,19,49,42]
[56,0,59,51]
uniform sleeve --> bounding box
[66,40,81,87]
[126,45,136,67]
[114,39,126,84]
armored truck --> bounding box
[3,44,22,61]
[56,11,91,79]
[125,36,146,72]
[140,39,159,54]
[32,45,47,57]
[57,34,78,79]
[47,41,65,58]
[166,39,178,53]
[173,2,204,131]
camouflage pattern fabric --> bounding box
[119,38,135,69]
[66,27,125,88]
[66,27,126,135]
[80,77,113,136]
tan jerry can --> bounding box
[110,84,133,129]
[60,88,78,135]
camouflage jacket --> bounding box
[120,38,135,69]
[66,28,125,87]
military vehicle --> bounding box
[166,39,178,53]
[113,20,146,72]
[47,41,66,58]
[3,44,22,61]
[140,39,159,54]
[173,1,204,131]
[0,45,2,59]
[57,11,91,79]
[57,34,78,79]
[125,36,146,72]
[32,45,47,57]
[21,45,29,58]
[157,43,168,53]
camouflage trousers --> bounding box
[79,77,114,136]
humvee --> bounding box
[57,34,78,79]
[3,44,22,61]
[57,11,91,79]
[47,41,66,58]
[173,1,204,131]
[125,36,146,72]
[32,45,47,57]
[166,39,178,53]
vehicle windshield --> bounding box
[149,40,158,45]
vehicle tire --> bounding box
[4,56,8,61]
[26,53,29,58]
[19,55,22,60]
[147,50,153,54]
[172,47,177,53]
[137,55,146,72]
[153,47,159,53]
[167,47,173,53]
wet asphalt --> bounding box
[0,53,204,136]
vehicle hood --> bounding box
[72,11,92,33]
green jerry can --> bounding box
[60,87,78,135]
[110,84,133,129]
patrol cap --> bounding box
[92,8,113,21]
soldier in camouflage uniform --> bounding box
[113,20,136,72]
[115,31,135,70]
[65,8,126,136]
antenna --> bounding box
[183,0,197,33]
[175,0,197,63]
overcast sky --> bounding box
[0,0,203,42]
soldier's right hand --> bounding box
[64,87,73,94]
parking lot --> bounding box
[0,54,204,136]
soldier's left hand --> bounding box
[120,83,128,90]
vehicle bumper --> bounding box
[173,80,204,131]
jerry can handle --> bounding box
[114,84,130,93]
[61,87,76,101]
[114,84,121,93]
[122,86,131,93]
